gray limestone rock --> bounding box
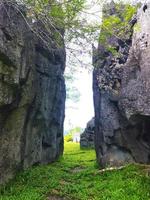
[93,3,150,168]
[80,118,95,149]
[0,1,66,184]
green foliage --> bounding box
[64,127,81,142]
[66,85,81,103]
[23,0,86,36]
[134,22,141,33]
[20,1,140,58]
[99,3,138,55]
[1,143,150,200]
[65,72,81,103]
[67,126,81,135]
[64,133,73,142]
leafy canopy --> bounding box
[99,2,138,55]
[22,0,87,43]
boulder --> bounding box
[0,1,66,184]
[80,118,95,148]
[93,3,150,167]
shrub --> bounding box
[64,133,73,142]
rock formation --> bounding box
[80,118,95,148]
[93,3,150,167]
[0,1,66,184]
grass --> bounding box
[0,142,150,200]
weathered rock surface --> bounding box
[93,3,150,167]
[0,1,66,184]
[80,118,95,148]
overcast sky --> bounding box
[64,0,102,130]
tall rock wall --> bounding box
[93,3,150,167]
[0,1,66,184]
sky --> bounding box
[64,0,102,131]
[64,68,94,130]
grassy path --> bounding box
[0,142,150,200]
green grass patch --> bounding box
[0,142,150,200]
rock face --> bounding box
[0,1,66,184]
[80,118,95,148]
[93,3,150,167]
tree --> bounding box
[18,0,87,46]
[99,2,139,56]
[64,126,82,142]
[7,1,141,53]
[6,0,104,53]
